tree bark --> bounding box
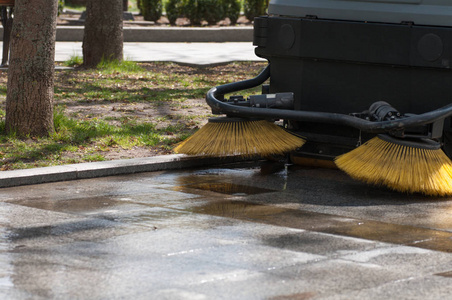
[82,0,123,68]
[5,0,58,136]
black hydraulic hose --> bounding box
[206,65,452,133]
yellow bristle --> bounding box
[174,120,305,157]
[335,136,452,196]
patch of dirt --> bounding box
[63,98,211,130]
[62,145,171,161]
[55,62,265,133]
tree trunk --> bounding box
[5,0,58,136]
[82,0,123,68]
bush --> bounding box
[200,0,225,25]
[58,0,65,15]
[138,0,163,22]
[184,0,202,25]
[244,0,268,22]
[165,0,183,25]
[184,0,224,25]
[65,0,86,5]
[222,0,241,24]
[165,0,238,25]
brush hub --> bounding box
[378,134,441,150]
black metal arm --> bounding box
[206,65,452,134]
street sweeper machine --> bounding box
[175,0,452,196]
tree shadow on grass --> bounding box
[55,84,210,104]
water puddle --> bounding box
[9,196,127,214]
[190,200,452,253]
[7,196,162,220]
[7,219,114,241]
[185,182,276,196]
[191,200,289,220]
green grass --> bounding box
[0,61,267,170]
[63,56,145,72]
[0,108,182,170]
[96,58,146,73]
[52,109,177,147]
[64,55,83,67]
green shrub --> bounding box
[183,0,202,25]
[222,0,241,24]
[244,0,268,22]
[200,0,225,25]
[165,0,183,25]
[58,0,65,15]
[138,0,163,21]
[184,0,224,25]
[65,0,86,5]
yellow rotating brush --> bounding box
[174,117,305,157]
[335,134,452,196]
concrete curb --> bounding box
[0,26,254,43]
[121,26,253,43]
[0,154,251,188]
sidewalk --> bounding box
[54,41,265,65]
[1,161,452,299]
[0,41,264,66]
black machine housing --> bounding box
[207,0,452,161]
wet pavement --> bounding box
[1,160,452,299]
